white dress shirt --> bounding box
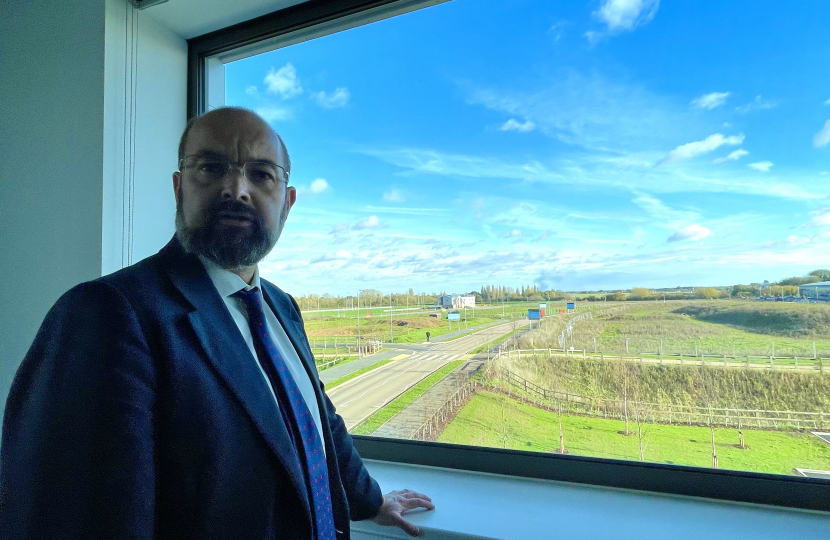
[198,256,325,445]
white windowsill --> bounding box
[352,460,830,540]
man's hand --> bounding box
[372,489,435,537]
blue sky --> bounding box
[226,0,830,296]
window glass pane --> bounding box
[224,0,830,478]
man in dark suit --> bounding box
[0,107,433,539]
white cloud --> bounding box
[549,21,567,41]
[354,215,382,230]
[256,107,291,122]
[383,189,405,203]
[747,161,773,172]
[264,63,303,99]
[499,229,523,238]
[713,149,749,164]
[245,85,257,95]
[309,178,330,194]
[691,92,730,110]
[311,87,350,109]
[824,98,830,105]
[736,95,777,114]
[667,224,711,242]
[805,210,830,228]
[584,31,603,45]
[787,235,810,246]
[499,118,536,132]
[657,133,744,165]
[813,119,830,147]
[311,250,352,263]
[593,0,660,32]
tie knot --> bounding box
[233,286,262,307]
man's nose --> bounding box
[220,166,252,203]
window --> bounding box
[192,0,830,509]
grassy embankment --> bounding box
[497,350,830,413]
[351,358,467,435]
[440,391,830,475]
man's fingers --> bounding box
[401,490,432,503]
[402,497,435,512]
[392,512,422,537]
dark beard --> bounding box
[176,197,276,270]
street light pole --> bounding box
[390,292,393,343]
[357,290,361,358]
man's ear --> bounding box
[173,172,182,205]
[285,185,297,213]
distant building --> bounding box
[437,294,476,309]
[799,281,830,301]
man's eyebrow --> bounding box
[193,150,279,167]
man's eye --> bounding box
[198,162,227,175]
[248,167,276,183]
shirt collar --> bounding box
[198,255,261,298]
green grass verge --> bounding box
[439,391,830,475]
[325,358,397,389]
[351,358,468,435]
[314,355,359,372]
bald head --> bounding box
[178,107,290,176]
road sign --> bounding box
[567,302,575,310]
[448,312,461,321]
[528,309,541,320]
[539,303,547,308]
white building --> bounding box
[437,294,476,309]
[799,281,830,301]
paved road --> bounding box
[327,320,530,429]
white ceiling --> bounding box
[141,0,311,40]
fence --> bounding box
[413,375,479,441]
[311,336,382,366]
[487,366,829,431]
[498,347,827,372]
[569,335,830,359]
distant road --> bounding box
[327,320,530,429]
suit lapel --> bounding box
[160,239,311,517]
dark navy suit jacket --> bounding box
[0,237,383,539]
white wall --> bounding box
[102,0,186,275]
[0,0,107,424]
[0,0,186,424]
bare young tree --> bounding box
[557,398,566,454]
[630,389,650,461]
[703,366,720,468]
[501,396,509,449]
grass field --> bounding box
[351,358,467,435]
[301,302,554,344]
[439,391,830,475]
[313,354,359,372]
[520,301,830,358]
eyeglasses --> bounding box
[179,154,289,185]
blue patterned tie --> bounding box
[234,287,335,540]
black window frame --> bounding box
[186,0,830,513]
